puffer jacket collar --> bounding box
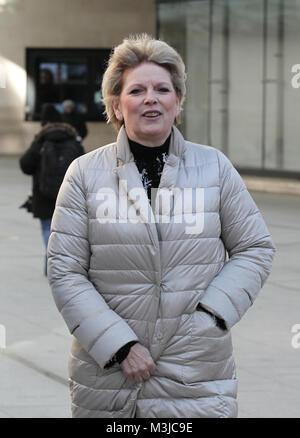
[115,124,187,197]
[114,125,186,240]
[115,124,186,166]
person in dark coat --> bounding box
[62,100,88,140]
[20,104,84,275]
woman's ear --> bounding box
[112,99,123,121]
[175,94,181,118]
[174,95,181,124]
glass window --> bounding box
[26,48,111,122]
[157,0,300,175]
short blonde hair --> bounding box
[101,33,186,130]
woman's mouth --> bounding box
[142,111,161,119]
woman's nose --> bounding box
[144,89,157,104]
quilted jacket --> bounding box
[47,125,275,418]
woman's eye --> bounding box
[159,87,169,92]
[130,89,141,94]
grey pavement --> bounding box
[0,155,299,418]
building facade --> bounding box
[157,0,300,177]
[1,0,300,177]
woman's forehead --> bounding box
[121,62,173,87]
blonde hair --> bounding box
[101,33,186,130]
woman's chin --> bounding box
[135,127,170,144]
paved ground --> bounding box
[0,156,299,418]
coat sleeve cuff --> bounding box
[74,317,139,369]
[198,284,243,329]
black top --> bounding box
[128,134,171,203]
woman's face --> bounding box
[113,62,180,146]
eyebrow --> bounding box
[126,82,172,90]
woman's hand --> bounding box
[120,342,156,383]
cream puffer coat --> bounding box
[48,126,275,418]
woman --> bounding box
[47,34,275,418]
[20,104,84,275]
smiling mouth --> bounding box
[142,111,161,118]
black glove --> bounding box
[196,303,227,330]
[104,341,138,369]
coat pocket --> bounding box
[194,308,218,333]
[181,309,234,385]
[196,301,227,329]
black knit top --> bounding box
[128,134,171,203]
